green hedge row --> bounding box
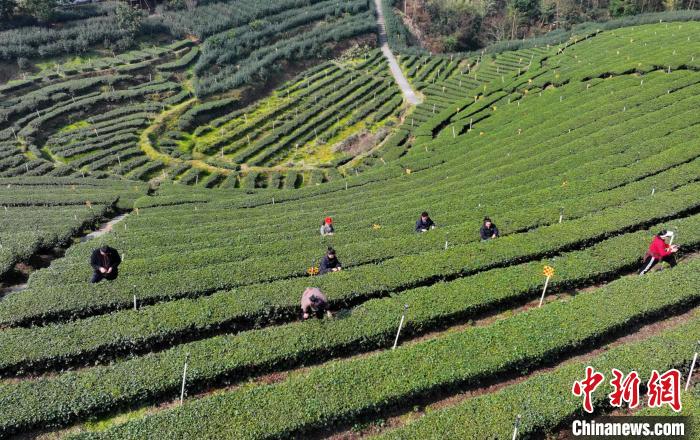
[25,154,700,294]
[3,218,698,434]
[0,210,700,388]
[14,161,700,326]
[65,257,700,439]
[375,317,700,439]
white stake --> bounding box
[133,295,137,310]
[392,304,409,350]
[651,187,655,196]
[180,353,189,405]
[452,126,456,138]
[538,276,551,307]
[444,240,448,250]
[512,414,522,440]
[685,343,698,391]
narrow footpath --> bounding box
[373,0,422,105]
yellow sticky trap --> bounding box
[543,265,555,278]
[307,267,319,276]
[405,169,412,175]
[372,224,381,230]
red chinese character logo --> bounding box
[647,369,682,412]
[572,366,605,413]
[608,369,641,409]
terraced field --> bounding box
[1,15,699,440]
[0,0,383,189]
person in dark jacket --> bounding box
[319,247,342,274]
[480,217,500,241]
[415,211,436,233]
[90,245,121,283]
[300,287,331,319]
[639,230,678,275]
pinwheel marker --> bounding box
[180,353,190,405]
[685,341,698,391]
[512,414,522,440]
[307,260,319,277]
[392,304,409,350]
[539,266,555,307]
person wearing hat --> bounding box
[320,217,335,236]
[90,245,122,283]
[480,217,500,241]
[415,211,436,233]
[319,247,342,274]
[639,230,678,275]
[300,287,331,319]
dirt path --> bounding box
[373,0,422,105]
[80,213,129,242]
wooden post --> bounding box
[512,414,522,440]
[538,276,551,307]
[392,304,409,349]
[685,343,698,391]
[180,353,190,405]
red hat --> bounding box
[325,217,332,224]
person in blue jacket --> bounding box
[415,211,436,233]
[319,247,342,274]
[480,217,500,241]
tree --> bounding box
[511,0,540,18]
[19,0,56,22]
[608,0,638,16]
[16,57,29,71]
[0,0,17,21]
[115,3,143,36]
[505,1,524,39]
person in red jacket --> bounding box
[639,230,678,275]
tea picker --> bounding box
[639,230,678,275]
